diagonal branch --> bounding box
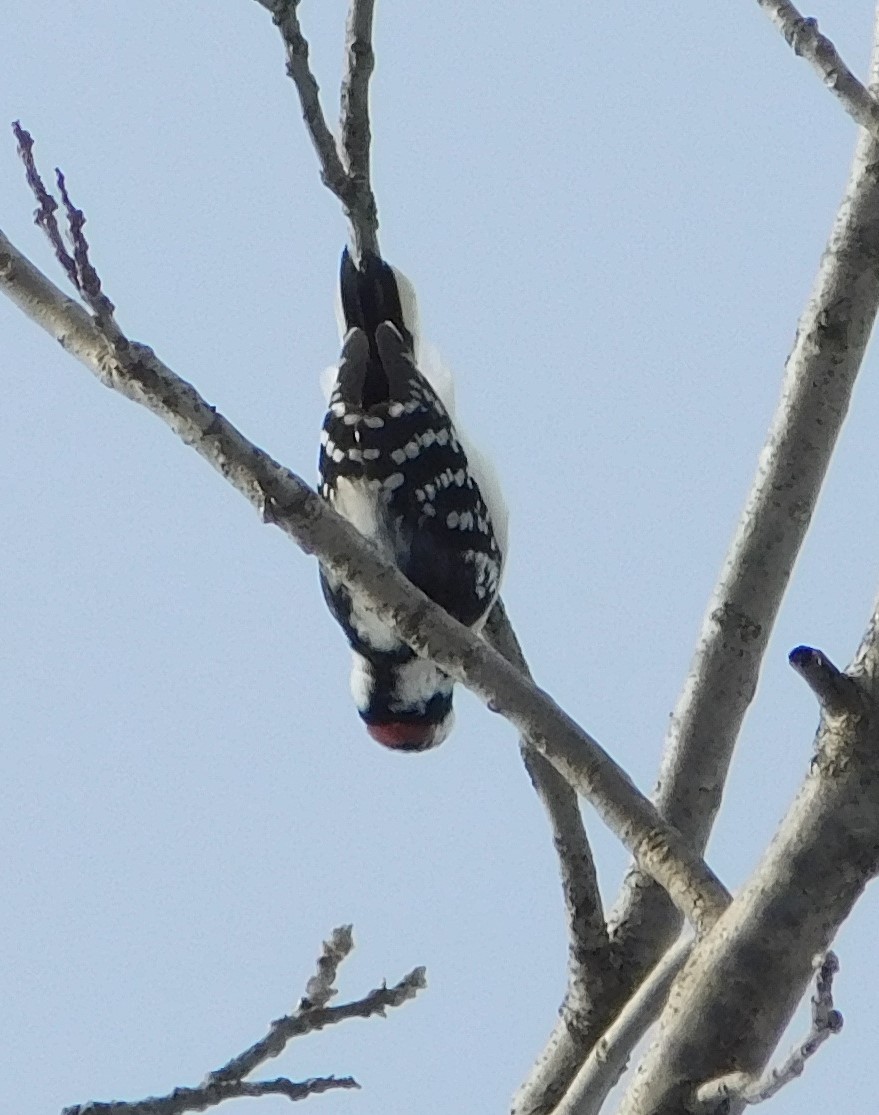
[207,967,427,1085]
[62,926,418,1115]
[756,2,879,140]
[62,1075,358,1115]
[0,224,730,937]
[254,1,349,196]
[608,4,879,990]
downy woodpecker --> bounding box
[318,249,507,751]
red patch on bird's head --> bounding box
[366,720,439,752]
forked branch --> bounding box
[258,0,624,1096]
[254,0,379,259]
[0,200,730,938]
[61,927,424,1115]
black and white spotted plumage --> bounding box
[318,249,506,751]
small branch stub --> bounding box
[788,645,862,716]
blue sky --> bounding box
[2,3,879,1113]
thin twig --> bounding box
[255,0,349,197]
[55,167,119,334]
[62,1076,358,1115]
[207,968,427,1085]
[254,0,380,258]
[61,925,418,1115]
[299,924,354,1010]
[14,123,122,341]
[0,225,731,936]
[13,120,78,289]
[339,0,379,259]
[693,952,842,1110]
[756,1,879,140]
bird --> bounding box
[317,247,507,751]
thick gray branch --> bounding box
[553,937,693,1115]
[756,1,879,139]
[0,227,730,936]
[693,953,842,1110]
[617,630,879,1114]
[609,14,879,984]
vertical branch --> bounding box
[340,0,379,260]
[608,11,879,983]
[552,936,694,1115]
[485,605,623,1115]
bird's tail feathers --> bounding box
[340,248,412,350]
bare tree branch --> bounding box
[299,924,354,1010]
[551,937,693,1115]
[254,1,349,194]
[62,926,418,1115]
[756,2,879,139]
[338,0,379,259]
[788,646,863,716]
[14,122,122,340]
[250,10,618,1101]
[484,605,621,1115]
[617,615,879,1114]
[62,1076,358,1115]
[608,3,879,989]
[0,221,730,936]
[207,967,427,1086]
[254,0,379,259]
[693,952,842,1110]
[13,120,78,289]
[257,4,618,1098]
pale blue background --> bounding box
[2,3,878,1113]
